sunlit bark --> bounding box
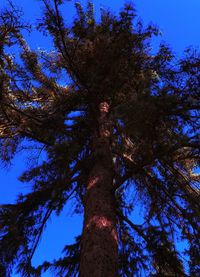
[80,102,118,277]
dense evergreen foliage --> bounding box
[0,1,199,276]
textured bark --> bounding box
[79,102,118,277]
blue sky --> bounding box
[1,0,200,276]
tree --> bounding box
[0,1,199,276]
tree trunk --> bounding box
[79,102,118,277]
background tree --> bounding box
[0,0,199,276]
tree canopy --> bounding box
[0,1,199,276]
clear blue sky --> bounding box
[1,0,200,276]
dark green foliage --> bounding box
[0,1,199,276]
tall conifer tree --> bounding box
[0,1,199,276]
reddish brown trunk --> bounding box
[79,102,118,277]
